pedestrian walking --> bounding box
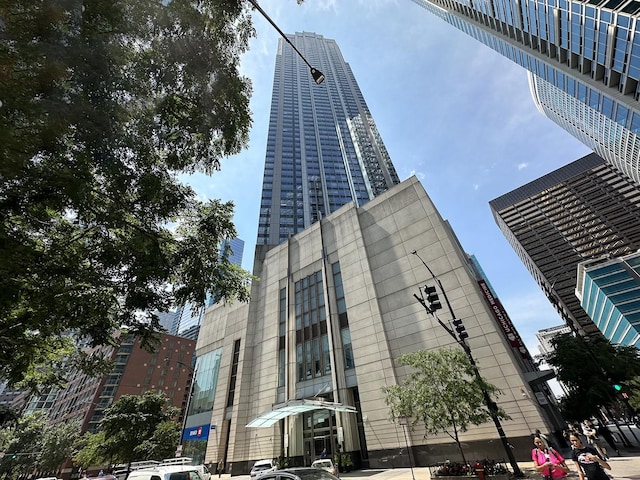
[532,436,570,480]
[569,434,611,480]
[581,420,608,459]
[217,459,224,478]
[597,423,620,456]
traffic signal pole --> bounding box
[411,251,524,477]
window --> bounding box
[342,328,354,369]
[295,271,327,380]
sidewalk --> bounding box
[222,451,640,480]
[336,450,640,480]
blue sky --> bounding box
[185,0,592,356]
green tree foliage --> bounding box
[0,0,256,388]
[0,412,47,479]
[627,376,640,411]
[543,333,640,420]
[0,413,79,479]
[73,431,110,471]
[40,421,81,474]
[99,392,179,464]
[0,406,19,428]
[135,420,180,461]
[382,348,509,464]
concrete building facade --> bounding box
[536,325,573,355]
[489,152,640,337]
[196,178,562,472]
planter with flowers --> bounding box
[429,459,512,480]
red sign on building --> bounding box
[477,280,531,360]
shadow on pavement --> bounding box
[339,471,387,478]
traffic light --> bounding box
[452,318,469,340]
[423,285,442,312]
[613,384,622,391]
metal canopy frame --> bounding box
[246,399,357,428]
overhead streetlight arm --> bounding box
[246,0,325,84]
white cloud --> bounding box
[517,162,529,170]
[409,169,425,180]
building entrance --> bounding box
[303,409,336,464]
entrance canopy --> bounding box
[246,399,357,428]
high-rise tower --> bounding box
[257,32,400,247]
[194,31,564,470]
[489,152,640,337]
[410,0,640,185]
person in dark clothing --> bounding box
[569,434,611,480]
[597,424,620,456]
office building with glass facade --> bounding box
[489,152,640,336]
[576,251,640,346]
[257,32,400,247]
[410,0,640,185]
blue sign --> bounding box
[183,424,210,441]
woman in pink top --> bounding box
[532,436,570,480]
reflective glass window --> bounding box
[616,104,629,126]
[602,96,614,119]
[589,89,600,109]
[628,31,640,79]
[631,112,640,134]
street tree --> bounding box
[73,431,110,471]
[0,406,19,428]
[0,412,47,480]
[134,420,181,461]
[382,348,509,465]
[39,421,81,475]
[628,376,640,412]
[0,0,256,389]
[543,334,640,420]
[99,392,179,465]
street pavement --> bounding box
[223,449,640,480]
[335,450,640,480]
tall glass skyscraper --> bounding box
[410,0,640,185]
[257,32,400,246]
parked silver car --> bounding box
[257,467,340,480]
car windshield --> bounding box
[253,466,272,472]
[169,472,201,480]
[292,470,337,480]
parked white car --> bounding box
[311,459,337,476]
[250,459,277,478]
[127,466,203,480]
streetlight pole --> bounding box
[410,250,524,477]
[167,359,197,454]
[246,0,325,84]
